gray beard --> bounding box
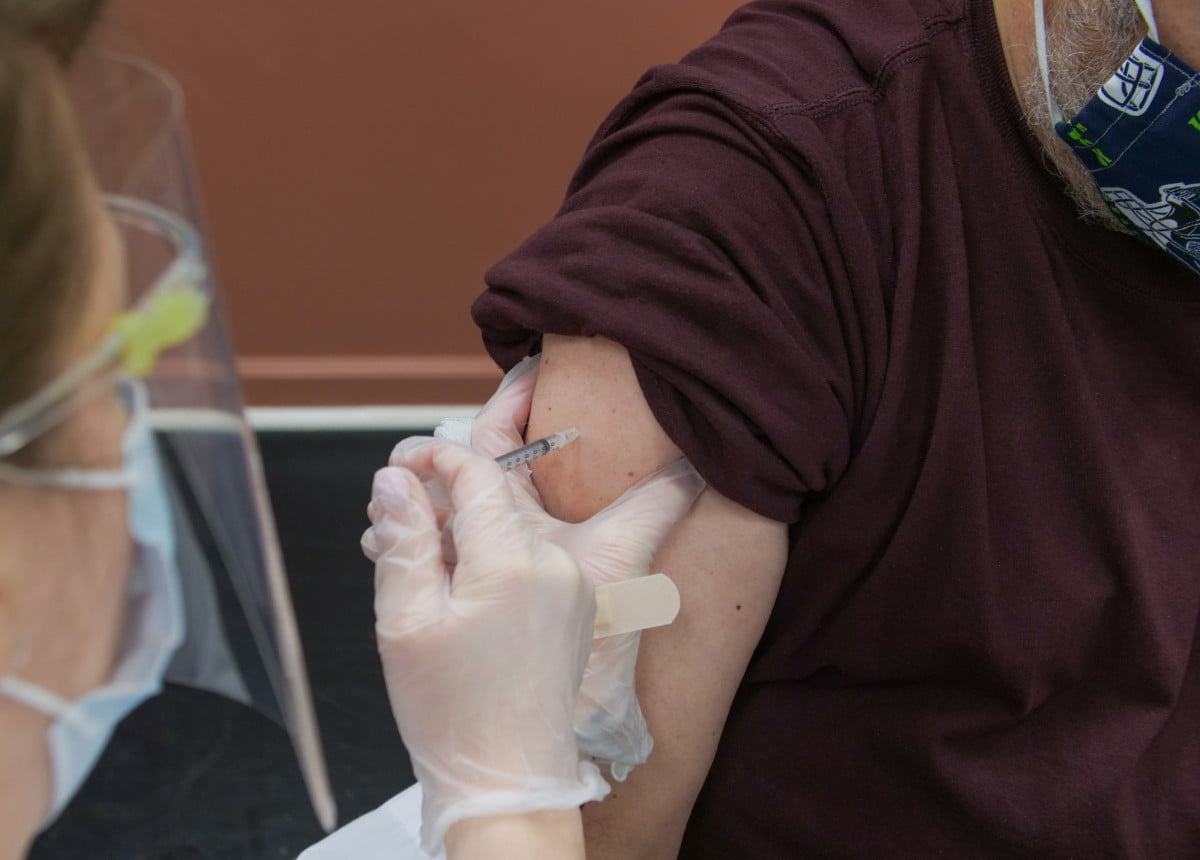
[1018,0,1145,229]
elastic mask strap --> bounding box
[0,676,70,718]
[1133,0,1159,42]
[0,378,148,490]
[0,460,135,490]
[1034,0,1066,126]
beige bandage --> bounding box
[593,574,680,639]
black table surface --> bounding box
[30,431,419,860]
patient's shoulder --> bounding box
[527,334,682,523]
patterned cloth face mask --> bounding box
[1035,0,1200,276]
[0,379,186,827]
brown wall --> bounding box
[107,1,745,405]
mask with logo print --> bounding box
[1035,0,1200,276]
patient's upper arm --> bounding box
[527,334,789,859]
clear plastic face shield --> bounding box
[0,54,336,830]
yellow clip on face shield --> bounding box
[113,285,209,377]
[114,285,208,378]
[109,223,210,378]
[0,195,210,458]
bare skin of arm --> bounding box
[527,334,789,859]
[445,809,586,859]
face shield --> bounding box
[43,52,336,831]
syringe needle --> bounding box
[493,428,580,471]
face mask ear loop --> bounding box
[0,461,136,490]
[1033,0,1067,127]
[0,379,149,490]
[0,676,70,718]
[1131,0,1159,42]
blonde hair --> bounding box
[0,1,108,433]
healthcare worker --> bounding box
[0,3,703,858]
[0,3,337,856]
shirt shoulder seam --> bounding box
[763,13,963,121]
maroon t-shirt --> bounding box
[473,0,1200,855]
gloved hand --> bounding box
[363,440,610,853]
[427,355,706,780]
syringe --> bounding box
[494,428,580,471]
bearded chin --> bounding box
[1018,0,1146,228]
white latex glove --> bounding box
[362,440,609,854]
[427,355,706,780]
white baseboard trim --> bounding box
[247,405,481,432]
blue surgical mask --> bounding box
[1035,0,1200,276]
[0,378,184,827]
